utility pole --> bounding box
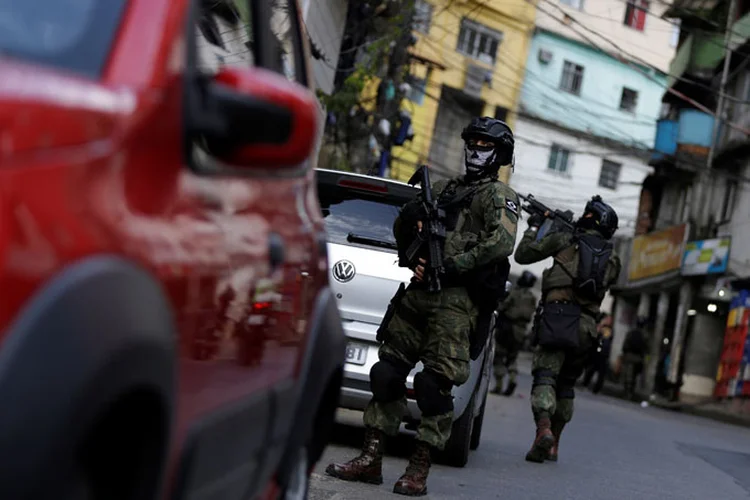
[666,0,737,395]
[372,1,416,177]
[701,0,737,237]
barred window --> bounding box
[560,60,584,95]
[457,18,503,65]
[599,160,622,190]
[548,144,571,173]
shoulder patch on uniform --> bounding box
[505,199,519,215]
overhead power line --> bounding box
[539,0,750,106]
[536,1,750,136]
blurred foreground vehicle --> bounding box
[0,0,345,498]
[316,169,496,467]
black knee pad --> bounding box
[557,371,577,399]
[413,370,453,417]
[532,369,557,390]
[370,356,411,403]
[557,385,575,399]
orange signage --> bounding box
[628,224,688,282]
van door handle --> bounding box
[268,233,285,271]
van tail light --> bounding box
[337,178,388,194]
[406,388,416,399]
[252,301,272,312]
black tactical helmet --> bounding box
[517,270,537,288]
[461,117,515,172]
[580,195,619,239]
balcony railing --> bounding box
[651,109,714,165]
[652,119,677,162]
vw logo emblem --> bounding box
[332,260,356,283]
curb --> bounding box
[595,382,750,429]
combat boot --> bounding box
[325,427,384,484]
[503,381,517,396]
[547,421,565,462]
[393,441,431,496]
[525,417,555,463]
[491,376,504,395]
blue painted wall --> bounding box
[652,119,678,162]
[520,30,666,149]
[677,109,714,148]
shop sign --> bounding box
[628,223,688,282]
[681,237,731,276]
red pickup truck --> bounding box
[0,0,345,498]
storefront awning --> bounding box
[611,270,684,296]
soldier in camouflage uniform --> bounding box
[493,270,538,396]
[326,117,519,496]
[621,317,648,400]
[515,196,621,464]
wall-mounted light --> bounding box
[719,289,726,297]
[707,303,718,313]
[663,338,670,345]
[687,309,697,316]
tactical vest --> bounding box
[437,177,494,260]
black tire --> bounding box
[278,446,310,500]
[436,394,474,468]
[470,392,487,451]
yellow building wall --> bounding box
[390,0,536,184]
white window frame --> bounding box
[560,60,584,95]
[624,0,649,32]
[548,144,571,174]
[457,18,503,65]
[598,160,622,190]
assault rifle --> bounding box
[400,165,447,293]
[519,193,575,235]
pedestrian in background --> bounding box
[582,313,613,394]
[493,271,538,396]
[621,317,649,401]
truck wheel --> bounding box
[470,392,488,450]
[436,393,474,468]
[279,446,309,500]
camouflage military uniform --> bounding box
[494,287,537,390]
[515,227,620,461]
[621,327,647,399]
[364,175,519,449]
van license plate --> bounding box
[346,342,368,365]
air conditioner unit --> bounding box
[538,49,553,64]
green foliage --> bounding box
[318,69,371,114]
[317,9,408,113]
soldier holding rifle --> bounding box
[326,117,518,496]
[514,194,621,464]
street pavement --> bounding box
[309,353,750,500]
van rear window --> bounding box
[318,188,406,252]
[0,0,127,77]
